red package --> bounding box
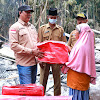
[2,84,44,96]
[37,41,69,64]
[0,95,72,100]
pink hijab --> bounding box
[64,23,96,84]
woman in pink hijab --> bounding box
[63,23,96,100]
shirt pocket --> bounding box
[53,33,61,41]
[30,28,37,40]
[19,29,28,44]
[43,33,50,41]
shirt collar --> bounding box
[18,19,31,26]
[46,23,59,29]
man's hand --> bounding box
[39,62,46,69]
[32,48,44,59]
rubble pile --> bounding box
[0,38,100,99]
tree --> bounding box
[0,0,100,40]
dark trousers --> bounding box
[40,63,61,96]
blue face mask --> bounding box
[49,18,57,24]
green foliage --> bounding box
[66,0,77,6]
[0,0,19,39]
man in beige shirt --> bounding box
[9,5,44,84]
[38,8,67,96]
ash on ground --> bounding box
[0,58,100,100]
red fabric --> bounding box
[0,95,72,100]
[2,84,44,96]
[37,41,69,64]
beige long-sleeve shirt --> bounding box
[67,30,79,50]
[9,19,38,66]
[38,23,67,42]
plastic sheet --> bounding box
[37,41,69,64]
[0,95,72,100]
[2,84,44,96]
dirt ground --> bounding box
[89,72,100,100]
[0,58,100,100]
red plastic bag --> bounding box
[2,84,44,96]
[37,41,69,64]
[0,95,72,100]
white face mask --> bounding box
[49,18,57,24]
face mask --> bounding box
[49,18,57,24]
